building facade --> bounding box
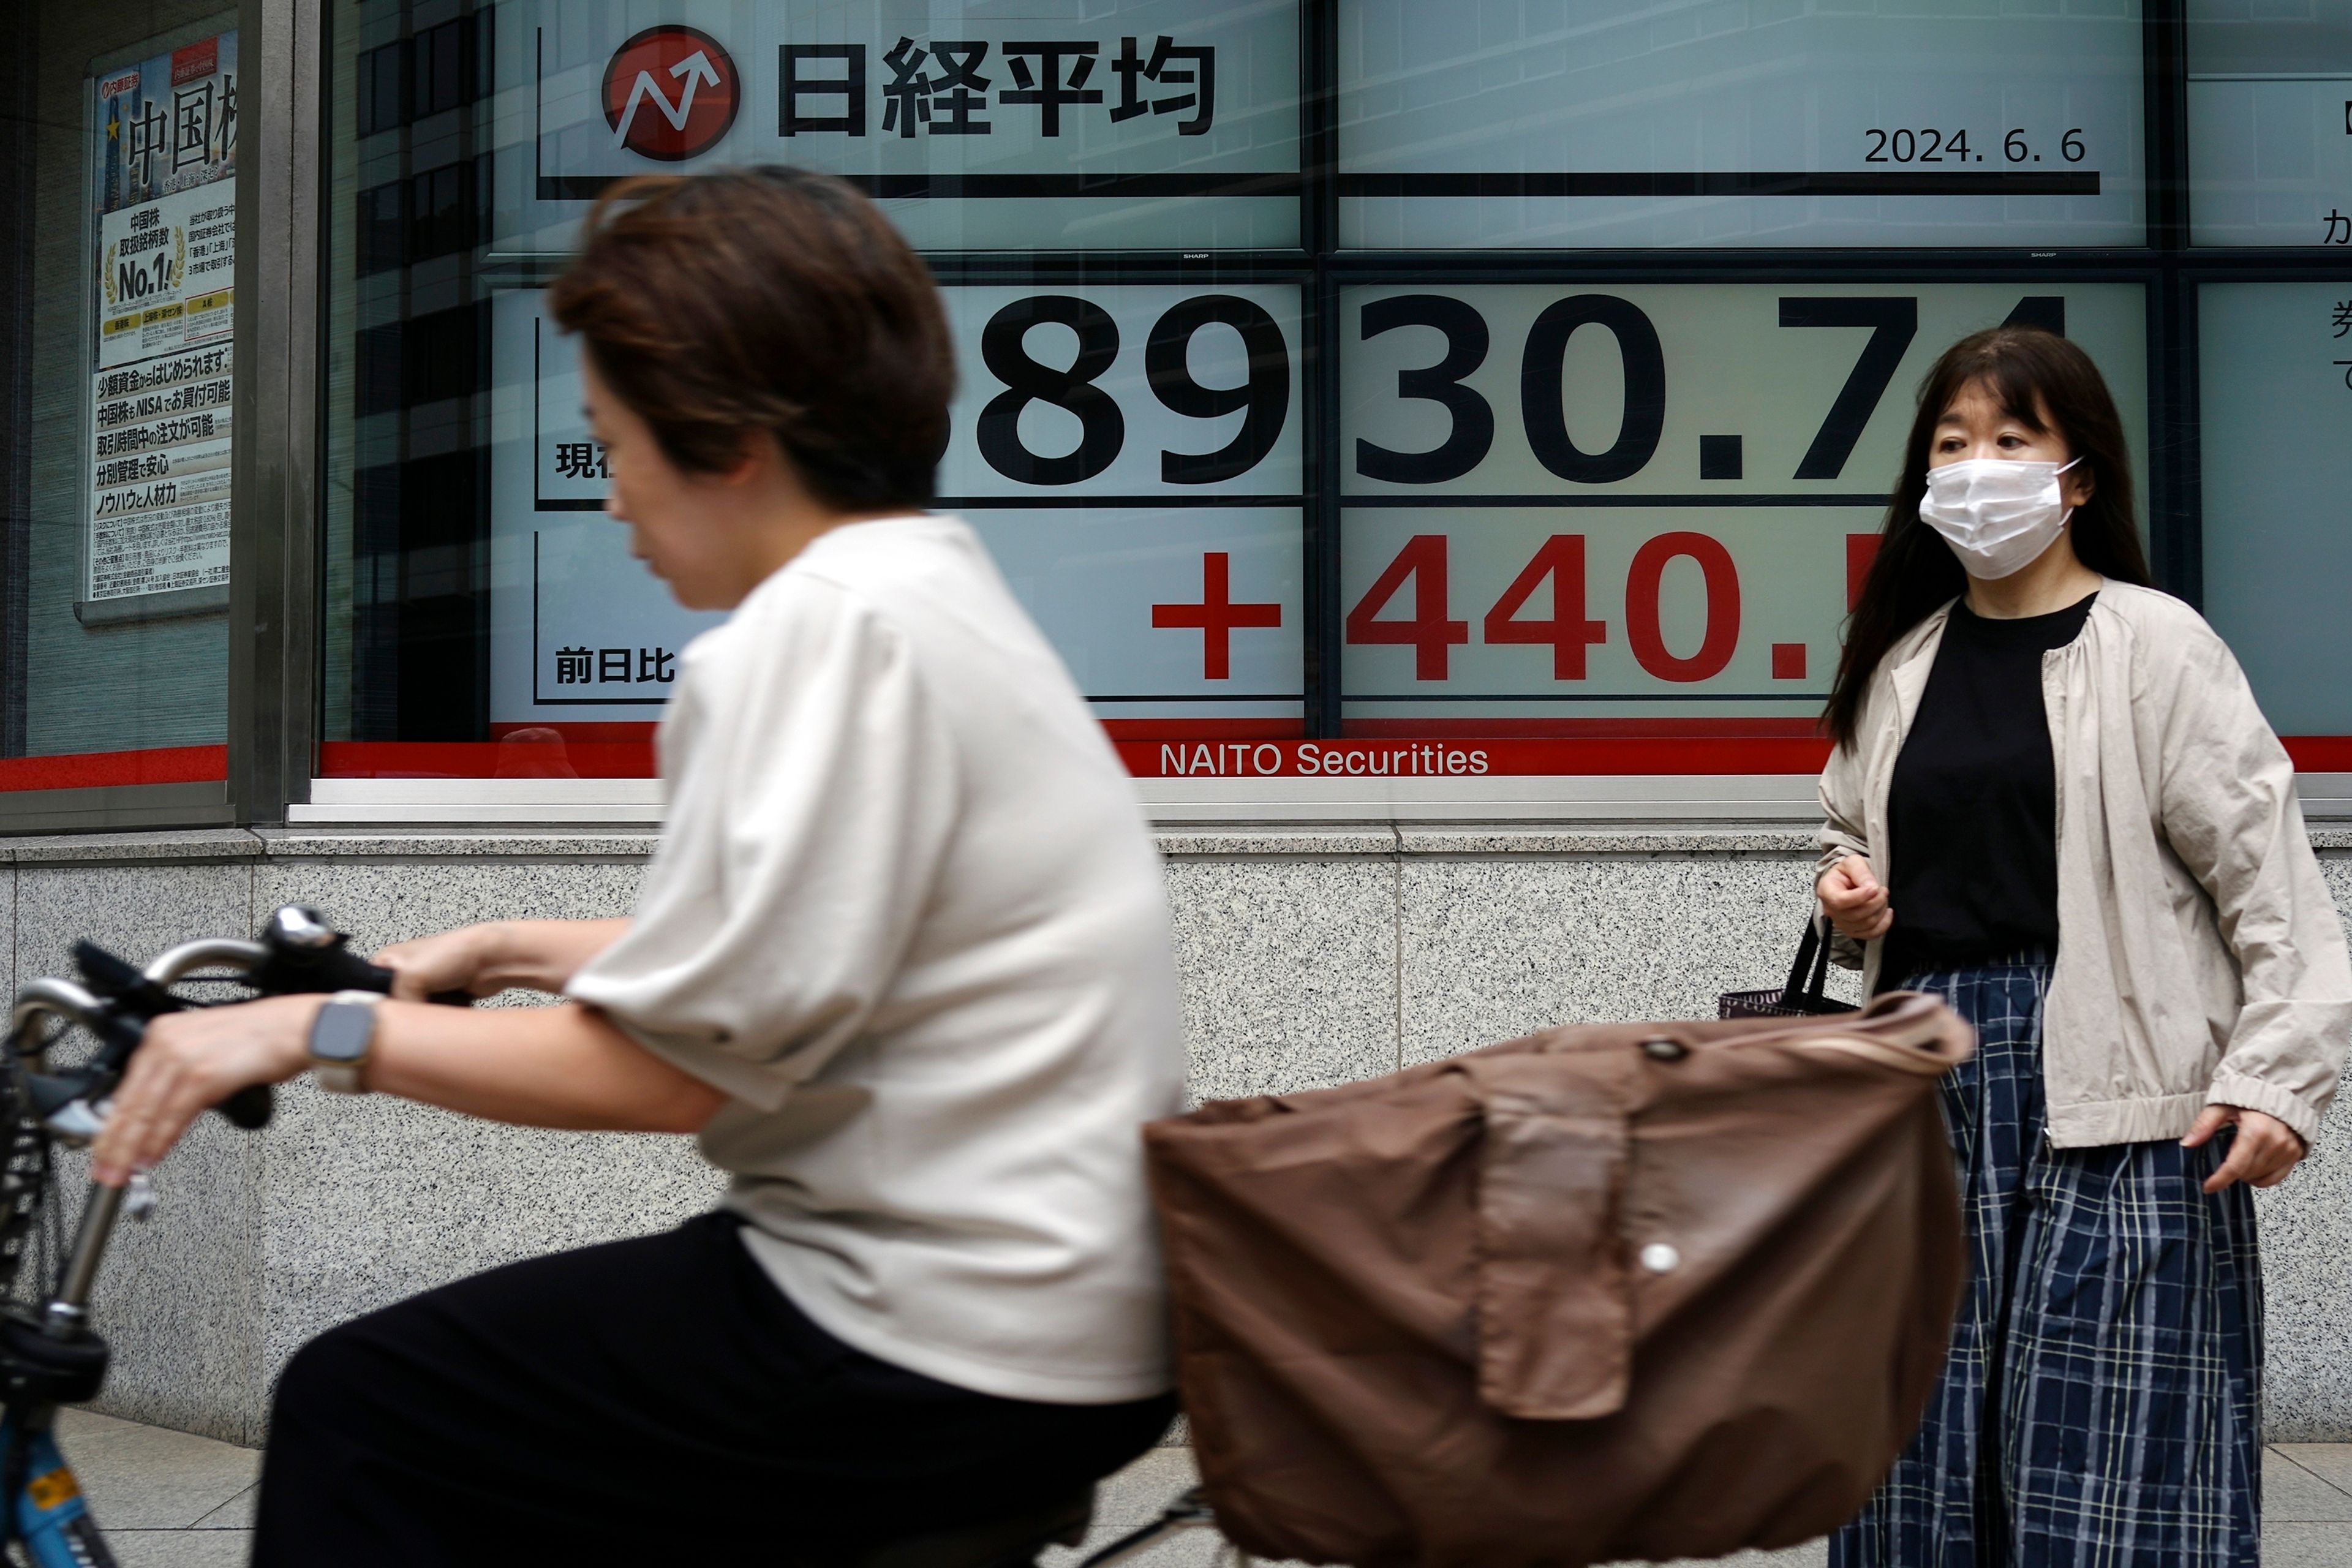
[3,0,2351,1444]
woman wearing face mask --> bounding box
[1816,326,2350,1568]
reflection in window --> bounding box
[2188,1,2352,247]
[2199,283,2352,747]
[0,0,239,789]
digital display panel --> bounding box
[491,1,1303,255]
[1340,1,2145,249]
[2188,2,2352,247]
[489,282,1306,730]
[2199,283,2352,739]
[1338,283,2148,731]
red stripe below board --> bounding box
[0,745,227,793]
[1343,717,1823,739]
[318,739,658,779]
[2284,737,2352,772]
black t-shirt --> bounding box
[1881,593,2097,984]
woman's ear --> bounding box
[2062,459,2095,510]
[720,428,774,488]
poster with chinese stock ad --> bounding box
[85,29,238,604]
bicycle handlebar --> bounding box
[9,905,473,1145]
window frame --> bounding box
[0,0,315,834]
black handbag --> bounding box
[1720,916,1860,1019]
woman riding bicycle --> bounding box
[85,168,1186,1565]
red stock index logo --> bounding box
[603,26,740,162]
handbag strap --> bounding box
[1779,916,1834,1007]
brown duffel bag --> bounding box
[1144,990,1975,1568]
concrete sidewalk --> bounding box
[50,1408,2352,1566]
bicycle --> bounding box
[0,904,470,1564]
[0,904,1235,1568]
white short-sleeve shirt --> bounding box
[567,515,1185,1404]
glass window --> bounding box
[498,283,1306,737]
[2198,282,2352,761]
[2188,2,2352,248]
[318,2,2176,796]
[0,1,238,796]
[508,2,1303,254]
[322,1,1308,783]
[1340,1,2146,249]
[1337,282,2149,765]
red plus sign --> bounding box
[1152,552,1281,680]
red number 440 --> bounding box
[1344,532,1743,684]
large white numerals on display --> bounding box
[1339,284,2148,719]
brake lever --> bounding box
[61,941,272,1136]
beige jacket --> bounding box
[1818,581,2351,1147]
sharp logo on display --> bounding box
[602,26,740,162]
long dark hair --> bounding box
[1822,326,2152,748]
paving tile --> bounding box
[1619,1543,1825,1568]
[2270,1448,2352,1521]
[2276,1444,2352,1499]
[191,1482,257,1529]
[55,1406,259,1531]
[1042,1447,1224,1568]
[40,1423,2352,1568]
[1039,1446,1826,1568]
[2257,1521,2352,1567]
[106,1529,251,1568]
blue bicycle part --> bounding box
[2,1422,110,1568]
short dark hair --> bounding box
[547,167,954,512]
[1822,326,2152,748]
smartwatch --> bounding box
[307,991,381,1095]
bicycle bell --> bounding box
[263,905,338,951]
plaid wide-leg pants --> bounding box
[1830,959,2264,1568]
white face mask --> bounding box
[1917,456,2081,580]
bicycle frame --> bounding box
[0,938,276,1567]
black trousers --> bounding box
[251,1212,1178,1566]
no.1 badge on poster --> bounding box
[1338,283,2147,726]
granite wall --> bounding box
[0,827,2345,1446]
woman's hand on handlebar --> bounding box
[1818,855,1893,943]
[89,995,323,1186]
[372,919,630,1003]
